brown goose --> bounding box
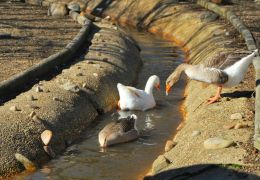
[166,49,258,104]
[98,114,139,147]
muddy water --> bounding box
[19,29,185,180]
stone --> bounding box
[95,33,101,38]
[69,10,79,20]
[76,73,83,76]
[82,83,87,88]
[41,130,53,146]
[35,86,43,93]
[27,104,40,110]
[222,97,231,101]
[38,82,44,86]
[165,140,177,152]
[26,95,36,101]
[234,123,248,129]
[191,131,201,137]
[48,3,68,17]
[32,115,41,123]
[61,82,80,93]
[104,16,111,21]
[152,155,169,174]
[200,11,219,23]
[93,73,98,77]
[68,2,80,12]
[15,153,36,171]
[77,14,88,25]
[10,105,19,111]
[52,97,59,101]
[29,111,36,118]
[230,113,243,120]
[223,123,235,130]
[204,137,234,149]
[70,0,86,10]
[86,61,94,64]
[43,146,56,158]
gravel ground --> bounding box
[0,1,81,82]
[227,0,260,173]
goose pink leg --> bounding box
[207,86,222,104]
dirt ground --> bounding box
[0,1,81,82]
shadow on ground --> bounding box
[222,90,254,98]
[91,0,114,16]
[144,164,259,180]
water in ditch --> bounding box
[18,28,185,180]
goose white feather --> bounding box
[166,49,258,104]
[117,75,160,111]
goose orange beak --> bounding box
[166,84,171,96]
[117,100,121,110]
[156,84,160,90]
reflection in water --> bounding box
[144,115,155,131]
[18,28,185,180]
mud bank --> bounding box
[83,0,259,177]
[0,21,141,177]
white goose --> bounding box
[166,49,258,104]
[98,114,139,147]
[117,75,160,111]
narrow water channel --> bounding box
[18,28,185,180]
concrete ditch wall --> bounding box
[0,20,142,177]
[83,0,258,177]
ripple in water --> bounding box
[18,28,185,180]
